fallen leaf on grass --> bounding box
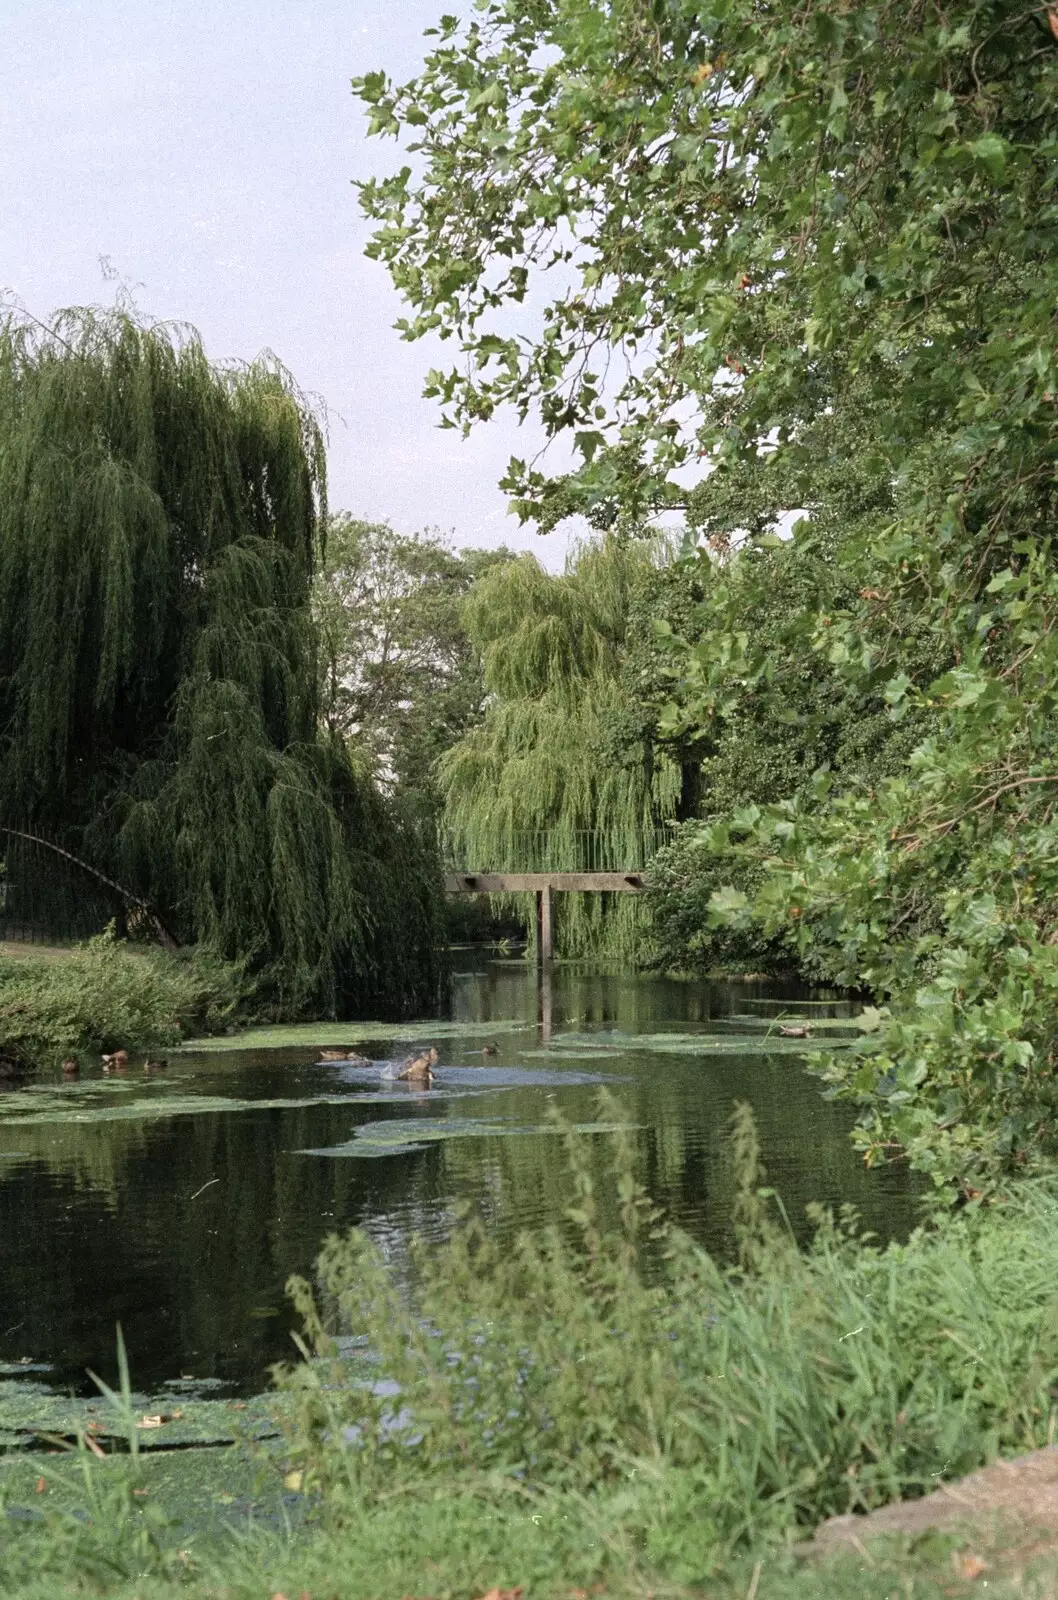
[953,1552,987,1581]
[476,1589,523,1600]
[138,1414,164,1428]
[83,1432,106,1459]
[283,1469,304,1492]
[34,1476,45,1493]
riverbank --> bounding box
[7,1472,1058,1599]
[0,931,245,1072]
[5,1105,1058,1597]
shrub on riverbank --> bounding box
[0,929,245,1069]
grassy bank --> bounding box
[8,1474,1058,1599]
[5,1099,1058,1595]
[0,930,244,1071]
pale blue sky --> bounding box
[2,0,574,566]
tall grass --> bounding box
[7,1100,1058,1596]
[277,1095,1058,1578]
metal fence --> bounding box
[0,827,131,947]
[441,827,674,875]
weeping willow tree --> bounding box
[441,537,681,958]
[0,308,443,1017]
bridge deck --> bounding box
[445,870,647,962]
[445,871,646,895]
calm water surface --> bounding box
[0,959,921,1395]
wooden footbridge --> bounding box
[444,830,667,961]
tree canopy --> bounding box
[357,4,1058,1184]
[314,516,513,800]
[440,536,682,956]
[0,309,443,1018]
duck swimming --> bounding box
[397,1046,439,1085]
[465,1042,499,1061]
[61,1057,79,1078]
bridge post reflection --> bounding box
[536,956,553,1043]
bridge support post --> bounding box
[537,883,554,964]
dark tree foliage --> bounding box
[0,309,443,1019]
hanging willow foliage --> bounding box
[0,308,443,1017]
[440,537,681,958]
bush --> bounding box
[0,928,245,1068]
[647,821,795,976]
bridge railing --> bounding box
[441,827,674,877]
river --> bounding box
[0,955,921,1400]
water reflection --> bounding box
[0,959,921,1394]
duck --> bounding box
[398,1046,439,1085]
[778,1023,812,1039]
[101,1049,128,1068]
[464,1042,499,1063]
[61,1057,79,1078]
[143,1057,168,1073]
[318,1048,354,1062]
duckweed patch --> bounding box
[0,1379,282,1452]
[299,1115,641,1158]
[525,1029,857,1058]
[0,1092,364,1128]
[176,1019,535,1053]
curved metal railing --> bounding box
[0,826,177,948]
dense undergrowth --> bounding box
[6,1102,1058,1596]
[0,930,245,1070]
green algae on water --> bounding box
[300,1115,641,1158]
[175,1019,535,1053]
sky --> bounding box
[1,0,579,568]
